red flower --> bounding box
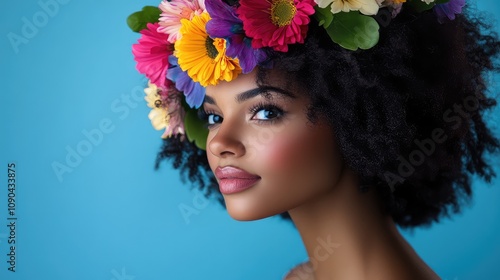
[237,0,316,52]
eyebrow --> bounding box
[203,86,296,105]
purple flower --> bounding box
[166,55,205,109]
[434,0,466,24]
[205,0,268,73]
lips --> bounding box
[215,166,261,195]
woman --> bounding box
[129,0,500,279]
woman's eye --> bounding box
[252,108,282,120]
[207,114,222,125]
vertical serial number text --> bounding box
[7,163,17,272]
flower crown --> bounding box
[128,0,465,150]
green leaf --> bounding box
[408,0,437,13]
[127,6,161,33]
[324,12,379,51]
[184,108,208,150]
[314,5,334,28]
[180,96,191,112]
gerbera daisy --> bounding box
[315,0,379,16]
[132,23,173,87]
[237,0,316,52]
[205,0,268,73]
[158,0,206,43]
[174,12,242,87]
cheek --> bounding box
[259,125,327,172]
[249,123,340,214]
[263,135,302,170]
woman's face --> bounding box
[204,70,344,220]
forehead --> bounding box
[206,71,258,96]
[205,69,302,99]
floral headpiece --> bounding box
[128,0,465,149]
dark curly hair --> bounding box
[155,3,500,229]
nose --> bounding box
[208,120,246,158]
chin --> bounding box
[224,197,284,221]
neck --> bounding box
[287,166,439,280]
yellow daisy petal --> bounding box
[175,12,241,87]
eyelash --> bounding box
[200,102,285,128]
[249,102,285,124]
[199,109,219,129]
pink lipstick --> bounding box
[215,166,261,195]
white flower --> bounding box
[144,81,169,131]
[148,107,169,131]
[144,81,160,109]
[144,81,186,138]
[315,0,380,16]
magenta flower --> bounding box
[132,23,173,87]
[237,0,316,52]
[205,0,268,73]
[434,0,466,24]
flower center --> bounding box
[205,37,219,59]
[270,0,297,27]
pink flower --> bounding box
[158,0,206,43]
[132,23,173,87]
[161,85,186,138]
[237,0,316,52]
[376,0,403,18]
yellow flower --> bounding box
[174,12,242,87]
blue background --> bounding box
[0,1,499,279]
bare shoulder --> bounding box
[283,261,314,280]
